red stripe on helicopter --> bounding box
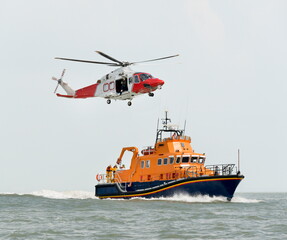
[56,94,74,98]
[56,84,98,98]
[75,84,97,98]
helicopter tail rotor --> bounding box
[52,69,66,93]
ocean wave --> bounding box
[1,191,261,203]
[29,190,97,199]
[231,196,263,203]
[0,190,97,199]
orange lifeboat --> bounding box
[95,111,244,200]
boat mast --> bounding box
[238,149,240,173]
[183,120,187,135]
[162,111,171,130]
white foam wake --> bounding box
[104,194,228,203]
[111,194,262,203]
[30,190,97,200]
[149,194,228,203]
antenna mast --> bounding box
[183,120,187,135]
[238,149,240,173]
[162,111,171,130]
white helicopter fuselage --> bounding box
[96,67,135,100]
[55,66,165,104]
[53,51,176,105]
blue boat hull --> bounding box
[95,175,244,200]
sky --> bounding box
[1,0,287,193]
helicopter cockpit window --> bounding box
[139,73,153,81]
[134,75,140,83]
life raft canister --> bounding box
[96,174,103,181]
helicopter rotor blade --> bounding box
[55,57,118,66]
[95,51,123,65]
[131,54,179,65]
[54,83,60,93]
[52,69,66,94]
[60,69,66,78]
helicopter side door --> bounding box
[115,77,128,94]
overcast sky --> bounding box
[1,0,287,193]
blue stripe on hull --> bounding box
[95,176,244,200]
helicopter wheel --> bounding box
[149,92,154,97]
[107,99,111,104]
[128,101,132,106]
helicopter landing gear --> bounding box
[128,101,132,106]
[148,92,154,97]
[107,99,111,104]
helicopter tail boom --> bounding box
[55,83,98,99]
[52,69,97,98]
[57,81,76,96]
[52,69,76,96]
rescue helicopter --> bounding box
[52,51,179,106]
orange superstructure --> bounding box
[114,137,214,184]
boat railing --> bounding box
[96,164,237,187]
[137,164,237,183]
[141,146,155,155]
[162,135,191,142]
[96,173,108,184]
[205,164,237,176]
[96,172,128,192]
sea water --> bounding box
[0,191,286,240]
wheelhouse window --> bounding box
[139,73,153,81]
[198,157,205,164]
[163,158,168,165]
[191,157,198,163]
[146,160,150,168]
[181,142,185,148]
[176,156,181,164]
[141,160,144,168]
[158,158,162,165]
[182,156,189,163]
[169,157,174,164]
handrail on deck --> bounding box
[205,164,237,176]
[96,164,238,186]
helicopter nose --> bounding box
[149,78,165,88]
[156,79,165,86]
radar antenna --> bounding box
[162,111,171,130]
